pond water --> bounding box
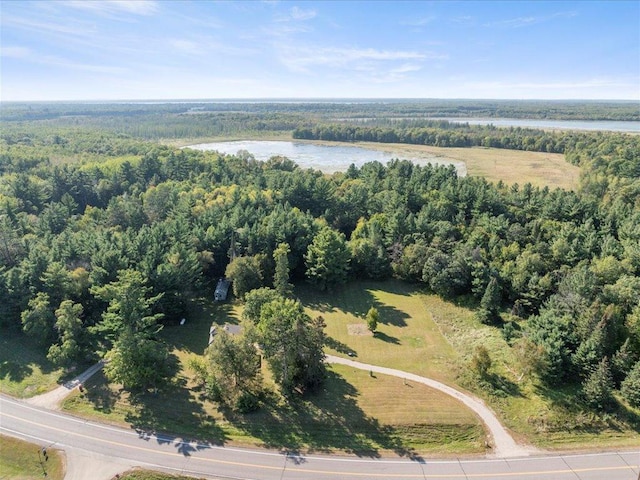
[186,140,466,175]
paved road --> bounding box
[1,395,638,480]
[327,355,532,458]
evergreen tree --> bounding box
[21,292,55,348]
[305,227,350,291]
[366,306,379,333]
[47,300,85,367]
[621,361,640,408]
[273,242,293,297]
[582,357,614,411]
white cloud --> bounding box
[169,39,202,55]
[0,43,127,74]
[401,16,436,27]
[281,46,430,72]
[275,6,316,22]
[61,0,159,17]
[1,13,97,37]
[450,15,475,25]
[290,6,316,21]
[468,78,636,90]
[485,11,577,28]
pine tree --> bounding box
[621,361,640,408]
[273,242,293,297]
[366,306,379,333]
[305,227,350,291]
[582,357,614,411]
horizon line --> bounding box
[2,97,639,104]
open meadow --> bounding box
[327,141,580,190]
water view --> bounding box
[435,118,640,133]
[186,141,466,175]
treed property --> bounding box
[1,100,639,454]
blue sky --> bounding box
[1,0,638,101]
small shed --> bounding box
[214,278,231,301]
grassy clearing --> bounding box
[0,435,65,480]
[422,295,640,450]
[59,279,638,453]
[62,363,484,456]
[62,284,484,456]
[339,141,580,190]
[0,332,67,398]
[299,280,460,384]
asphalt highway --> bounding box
[1,395,638,480]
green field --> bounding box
[61,283,485,456]
[0,435,65,480]
[299,280,461,383]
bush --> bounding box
[234,391,261,413]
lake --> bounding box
[186,140,466,175]
[433,118,640,133]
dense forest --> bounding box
[1,103,639,415]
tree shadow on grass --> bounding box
[0,360,33,383]
[480,372,523,398]
[325,336,357,356]
[125,377,227,452]
[373,332,401,344]
[373,302,409,327]
[298,281,411,328]
[227,370,420,459]
[163,297,240,355]
[0,333,56,382]
[80,370,119,414]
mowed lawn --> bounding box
[0,435,65,480]
[299,280,462,384]
[0,332,66,398]
[62,282,485,455]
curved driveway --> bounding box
[326,354,531,458]
[1,395,638,480]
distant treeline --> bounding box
[2,99,638,122]
[293,124,640,177]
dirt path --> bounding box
[25,361,105,410]
[326,354,536,458]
